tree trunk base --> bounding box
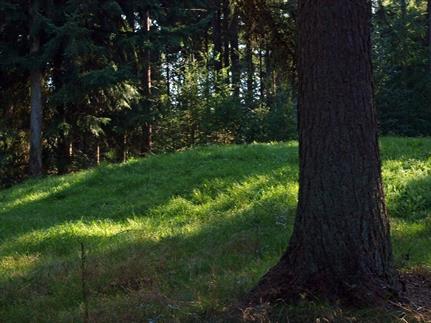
[245,256,401,308]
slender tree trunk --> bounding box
[248,0,398,305]
[212,1,223,72]
[69,142,73,160]
[264,45,274,108]
[96,144,100,165]
[204,32,211,99]
[259,48,265,103]
[428,0,431,72]
[230,6,240,99]
[142,122,152,154]
[56,104,70,175]
[29,0,43,177]
[165,55,171,98]
[222,0,230,71]
[377,0,386,20]
[52,52,71,174]
[245,33,254,108]
[376,0,390,35]
[56,137,70,174]
[144,10,152,96]
[123,133,128,162]
[142,9,152,154]
[400,0,407,21]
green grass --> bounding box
[0,137,430,322]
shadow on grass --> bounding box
[1,137,428,243]
[0,144,298,243]
[379,137,431,162]
[0,145,297,321]
[0,155,297,321]
[0,138,430,321]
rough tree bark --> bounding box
[29,0,43,177]
[248,0,398,305]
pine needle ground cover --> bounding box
[0,137,430,322]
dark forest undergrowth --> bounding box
[1,137,431,322]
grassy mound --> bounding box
[0,137,430,322]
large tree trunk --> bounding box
[29,0,43,177]
[248,0,398,305]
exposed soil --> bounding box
[237,267,431,322]
[393,268,431,322]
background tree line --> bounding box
[0,0,430,187]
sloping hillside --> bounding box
[1,138,430,322]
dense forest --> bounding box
[1,0,430,187]
[2,0,431,321]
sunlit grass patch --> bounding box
[0,138,430,321]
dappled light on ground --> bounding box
[0,138,430,321]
